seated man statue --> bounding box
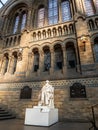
[38,80,54,108]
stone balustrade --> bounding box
[87,16,98,31]
[31,21,75,42]
[3,34,21,48]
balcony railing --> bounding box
[31,21,75,42]
[87,16,98,31]
[3,34,21,48]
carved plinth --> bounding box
[24,107,58,126]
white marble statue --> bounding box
[38,80,54,108]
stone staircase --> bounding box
[0,106,16,120]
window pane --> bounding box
[44,52,51,71]
[48,0,58,25]
[38,8,45,27]
[96,0,98,9]
[61,0,71,22]
[84,0,94,16]
[21,13,26,30]
[94,44,98,62]
[13,15,19,34]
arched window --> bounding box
[13,14,19,34]
[93,37,98,62]
[66,43,76,68]
[61,0,71,22]
[33,49,39,72]
[84,0,94,16]
[11,7,28,34]
[21,12,27,30]
[54,44,63,70]
[96,0,98,9]
[38,5,45,27]
[48,0,58,25]
[43,46,51,71]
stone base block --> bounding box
[24,107,58,126]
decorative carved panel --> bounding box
[20,86,32,99]
[70,82,86,98]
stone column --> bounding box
[0,58,5,75]
[1,56,8,75]
[26,52,34,76]
[33,9,37,28]
[7,54,13,74]
[38,49,44,75]
[8,55,18,74]
[29,53,34,72]
[74,44,81,73]
[45,6,48,26]
[75,0,84,14]
[62,47,67,74]
[0,56,4,75]
[72,0,77,13]
[50,48,54,74]
[26,8,32,29]
[15,48,28,77]
[2,15,8,34]
[0,55,3,71]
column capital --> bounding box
[28,52,33,57]
[50,48,54,53]
[39,49,44,56]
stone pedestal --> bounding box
[24,106,58,126]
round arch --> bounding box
[1,1,30,16]
[91,33,98,43]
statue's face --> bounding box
[46,80,49,84]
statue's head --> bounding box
[46,80,49,84]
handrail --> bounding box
[91,104,98,108]
[89,104,98,130]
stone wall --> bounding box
[0,78,98,121]
[0,0,98,122]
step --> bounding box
[0,111,9,114]
[0,113,12,117]
[0,115,16,120]
[0,105,16,120]
[0,109,5,111]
